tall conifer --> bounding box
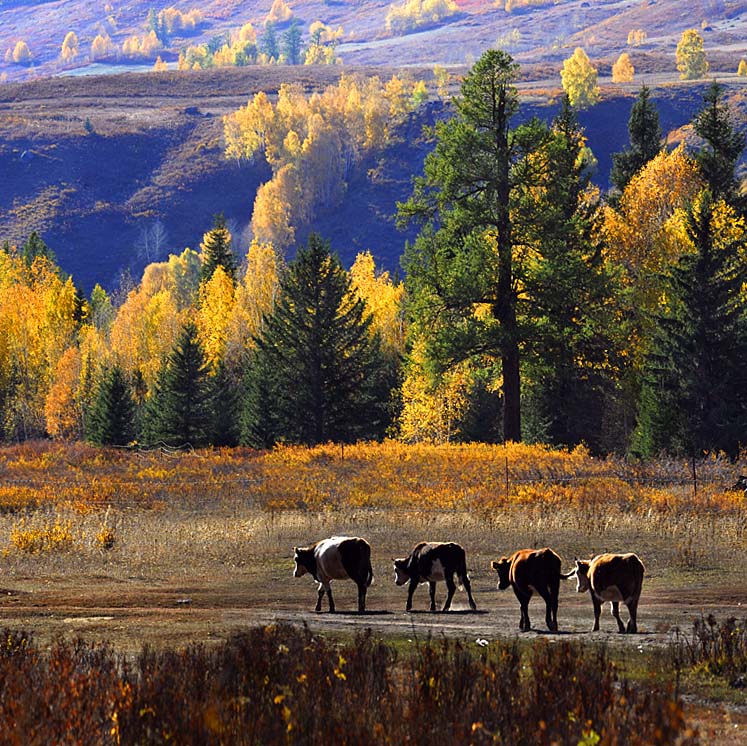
[142,322,214,447]
[86,365,136,446]
[199,214,237,285]
[243,234,389,446]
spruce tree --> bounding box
[86,365,136,446]
[633,192,747,457]
[610,85,662,193]
[693,81,745,204]
[521,97,620,451]
[199,214,237,285]
[210,360,241,447]
[142,322,214,447]
[243,234,389,446]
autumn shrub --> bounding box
[0,625,698,745]
[670,614,747,682]
[9,517,73,554]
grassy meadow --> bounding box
[0,440,745,743]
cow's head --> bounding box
[574,559,591,593]
[293,546,312,578]
[491,558,511,590]
[393,558,410,586]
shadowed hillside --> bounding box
[2,65,747,290]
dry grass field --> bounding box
[0,440,745,740]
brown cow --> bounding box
[573,553,645,633]
[491,548,573,632]
[393,542,477,612]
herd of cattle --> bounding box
[292,537,646,633]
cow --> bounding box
[572,553,645,633]
[491,548,574,632]
[393,542,477,612]
[293,536,373,613]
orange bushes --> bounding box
[0,441,743,519]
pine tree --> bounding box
[243,234,389,445]
[260,23,279,61]
[142,322,214,447]
[86,365,136,446]
[693,81,745,204]
[399,49,524,441]
[282,20,303,65]
[610,85,662,193]
[633,192,747,457]
[199,214,237,284]
[22,231,56,266]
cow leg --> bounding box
[513,587,531,631]
[406,579,418,612]
[537,587,557,632]
[315,583,325,613]
[357,581,367,613]
[442,574,457,612]
[626,598,639,634]
[591,595,602,632]
[428,581,437,612]
[611,601,625,633]
[326,586,335,613]
[461,573,477,610]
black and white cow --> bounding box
[393,541,477,612]
[293,536,373,613]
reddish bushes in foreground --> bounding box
[0,625,697,745]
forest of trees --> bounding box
[2,50,747,458]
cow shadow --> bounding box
[314,610,393,616]
[406,609,490,615]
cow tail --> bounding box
[367,566,374,587]
[457,552,468,591]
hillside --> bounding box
[1,65,745,291]
[2,0,747,83]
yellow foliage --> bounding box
[10,517,74,554]
[197,267,236,368]
[91,33,115,61]
[386,0,458,35]
[60,32,79,62]
[12,40,32,64]
[226,240,282,367]
[560,47,600,109]
[44,346,83,440]
[153,55,168,71]
[738,59,747,77]
[676,29,709,80]
[227,75,416,250]
[433,64,451,101]
[627,29,646,47]
[266,0,293,25]
[398,339,472,443]
[611,52,634,83]
[350,251,405,356]
[603,145,702,367]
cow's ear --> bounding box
[490,560,499,570]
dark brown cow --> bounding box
[293,536,373,613]
[393,542,477,612]
[573,553,645,633]
[491,548,573,632]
